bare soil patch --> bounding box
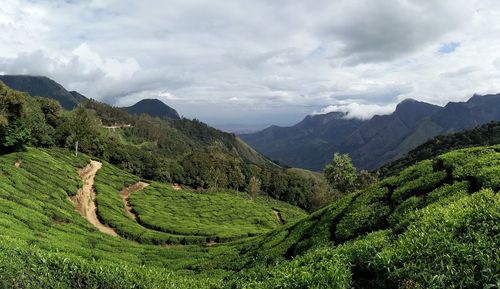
[272,208,284,225]
[69,160,118,237]
[119,182,149,220]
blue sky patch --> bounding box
[438,42,460,54]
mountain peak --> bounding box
[135,98,164,105]
[394,98,442,129]
[126,98,180,120]
[395,98,441,112]
[400,98,418,103]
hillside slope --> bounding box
[0,145,497,288]
[378,121,500,178]
[0,147,307,287]
[217,145,500,288]
[1,80,326,211]
[242,94,500,171]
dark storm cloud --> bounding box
[318,0,472,64]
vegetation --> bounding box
[324,153,378,198]
[93,161,306,244]
[0,143,498,288]
[378,121,500,178]
[130,183,307,241]
[80,98,331,210]
[324,153,357,193]
[218,145,500,288]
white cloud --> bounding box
[158,91,179,100]
[0,0,500,126]
[313,102,397,120]
[72,43,140,80]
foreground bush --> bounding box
[376,189,500,289]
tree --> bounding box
[247,176,261,201]
[0,81,31,151]
[61,107,103,156]
[324,153,357,195]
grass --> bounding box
[94,163,209,245]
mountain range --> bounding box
[241,94,500,171]
[0,74,181,120]
[4,74,500,172]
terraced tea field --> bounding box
[129,182,307,241]
[0,146,498,288]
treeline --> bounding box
[0,82,332,211]
[377,121,500,178]
[0,82,92,153]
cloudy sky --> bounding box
[1,0,500,130]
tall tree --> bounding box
[323,153,357,194]
[0,81,31,151]
[61,107,102,156]
[247,176,261,201]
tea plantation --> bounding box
[0,145,498,288]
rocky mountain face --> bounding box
[241,94,500,171]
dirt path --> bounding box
[69,160,118,237]
[119,182,149,220]
[102,124,132,129]
[273,209,284,225]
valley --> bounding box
[0,142,498,288]
[2,1,500,287]
[0,77,498,288]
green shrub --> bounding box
[227,247,352,289]
[391,171,447,203]
[388,196,423,232]
[335,187,390,241]
[375,189,500,289]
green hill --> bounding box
[125,98,181,120]
[215,144,500,288]
[0,147,307,287]
[0,144,498,288]
[378,121,500,178]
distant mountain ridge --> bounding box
[241,94,500,171]
[0,75,181,121]
[0,75,86,110]
[125,98,180,120]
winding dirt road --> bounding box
[69,160,118,237]
[119,182,150,220]
[273,209,284,225]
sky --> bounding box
[1,0,500,130]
